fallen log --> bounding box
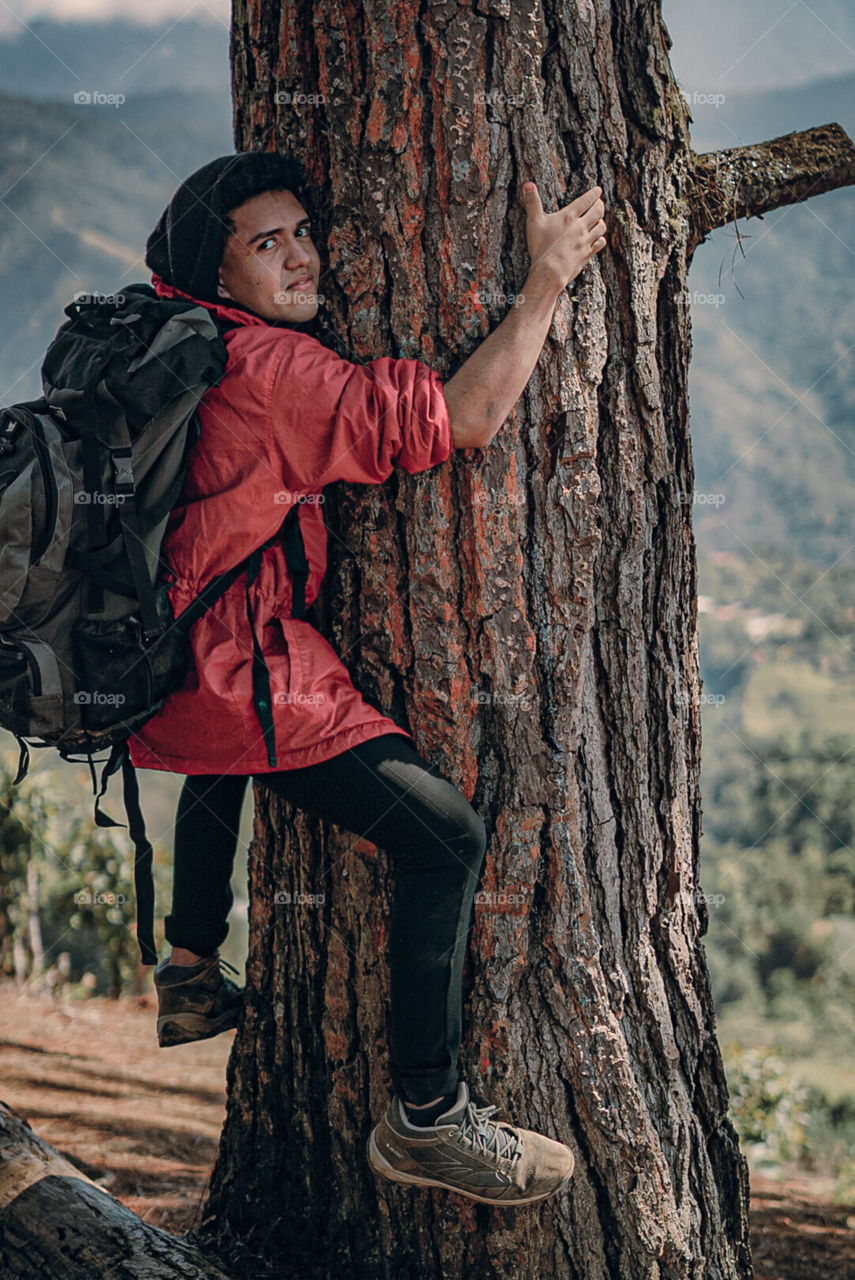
[0,1102,231,1279]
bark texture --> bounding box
[0,1103,228,1279]
[194,2,853,1278]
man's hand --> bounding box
[443,180,608,450]
[522,181,607,292]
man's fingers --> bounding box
[524,182,604,227]
[581,200,606,231]
[522,181,544,218]
[569,184,603,217]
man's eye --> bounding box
[257,227,311,251]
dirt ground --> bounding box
[1,983,854,1278]
[0,981,228,1235]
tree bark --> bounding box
[0,1103,229,1279]
[190,1,855,1277]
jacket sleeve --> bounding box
[267,330,453,489]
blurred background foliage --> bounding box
[0,760,173,996]
[697,549,855,1190]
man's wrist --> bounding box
[523,263,564,310]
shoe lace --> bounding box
[455,1097,523,1165]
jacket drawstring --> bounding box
[244,502,310,768]
[245,541,277,767]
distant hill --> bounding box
[0,89,232,403]
[0,13,232,402]
[680,69,855,153]
[685,71,855,566]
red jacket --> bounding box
[127,275,454,776]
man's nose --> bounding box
[285,239,311,267]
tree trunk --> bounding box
[194,2,855,1277]
[0,1103,228,1279]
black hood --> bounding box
[145,151,312,304]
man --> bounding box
[130,151,606,1206]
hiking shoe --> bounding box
[367,1080,575,1206]
[153,954,243,1047]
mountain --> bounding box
[0,89,232,404]
[681,69,855,153]
[0,14,233,403]
[685,74,855,565]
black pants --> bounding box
[166,732,488,1105]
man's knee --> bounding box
[450,801,488,873]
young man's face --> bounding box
[216,188,321,323]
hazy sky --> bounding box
[0,1,853,94]
[0,0,230,34]
[662,0,854,91]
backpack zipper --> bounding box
[28,414,58,566]
[0,638,41,696]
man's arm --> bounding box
[443,181,607,450]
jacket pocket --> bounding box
[263,615,302,713]
[274,618,345,736]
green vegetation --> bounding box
[0,760,174,996]
[725,1044,813,1168]
[0,749,251,993]
[697,548,855,1182]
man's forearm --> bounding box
[442,265,562,449]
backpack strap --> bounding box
[91,740,157,965]
[173,553,254,632]
[174,516,303,772]
[239,507,310,767]
[13,735,30,784]
[77,409,110,615]
[245,543,277,768]
[119,744,157,966]
[282,504,309,619]
[110,445,163,639]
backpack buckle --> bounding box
[111,449,135,493]
[0,407,23,454]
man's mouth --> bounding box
[285,276,313,292]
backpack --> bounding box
[0,284,309,965]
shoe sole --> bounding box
[157,1010,240,1047]
[366,1131,574,1206]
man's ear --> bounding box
[217,275,231,299]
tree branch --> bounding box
[0,1102,230,1279]
[688,122,855,255]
